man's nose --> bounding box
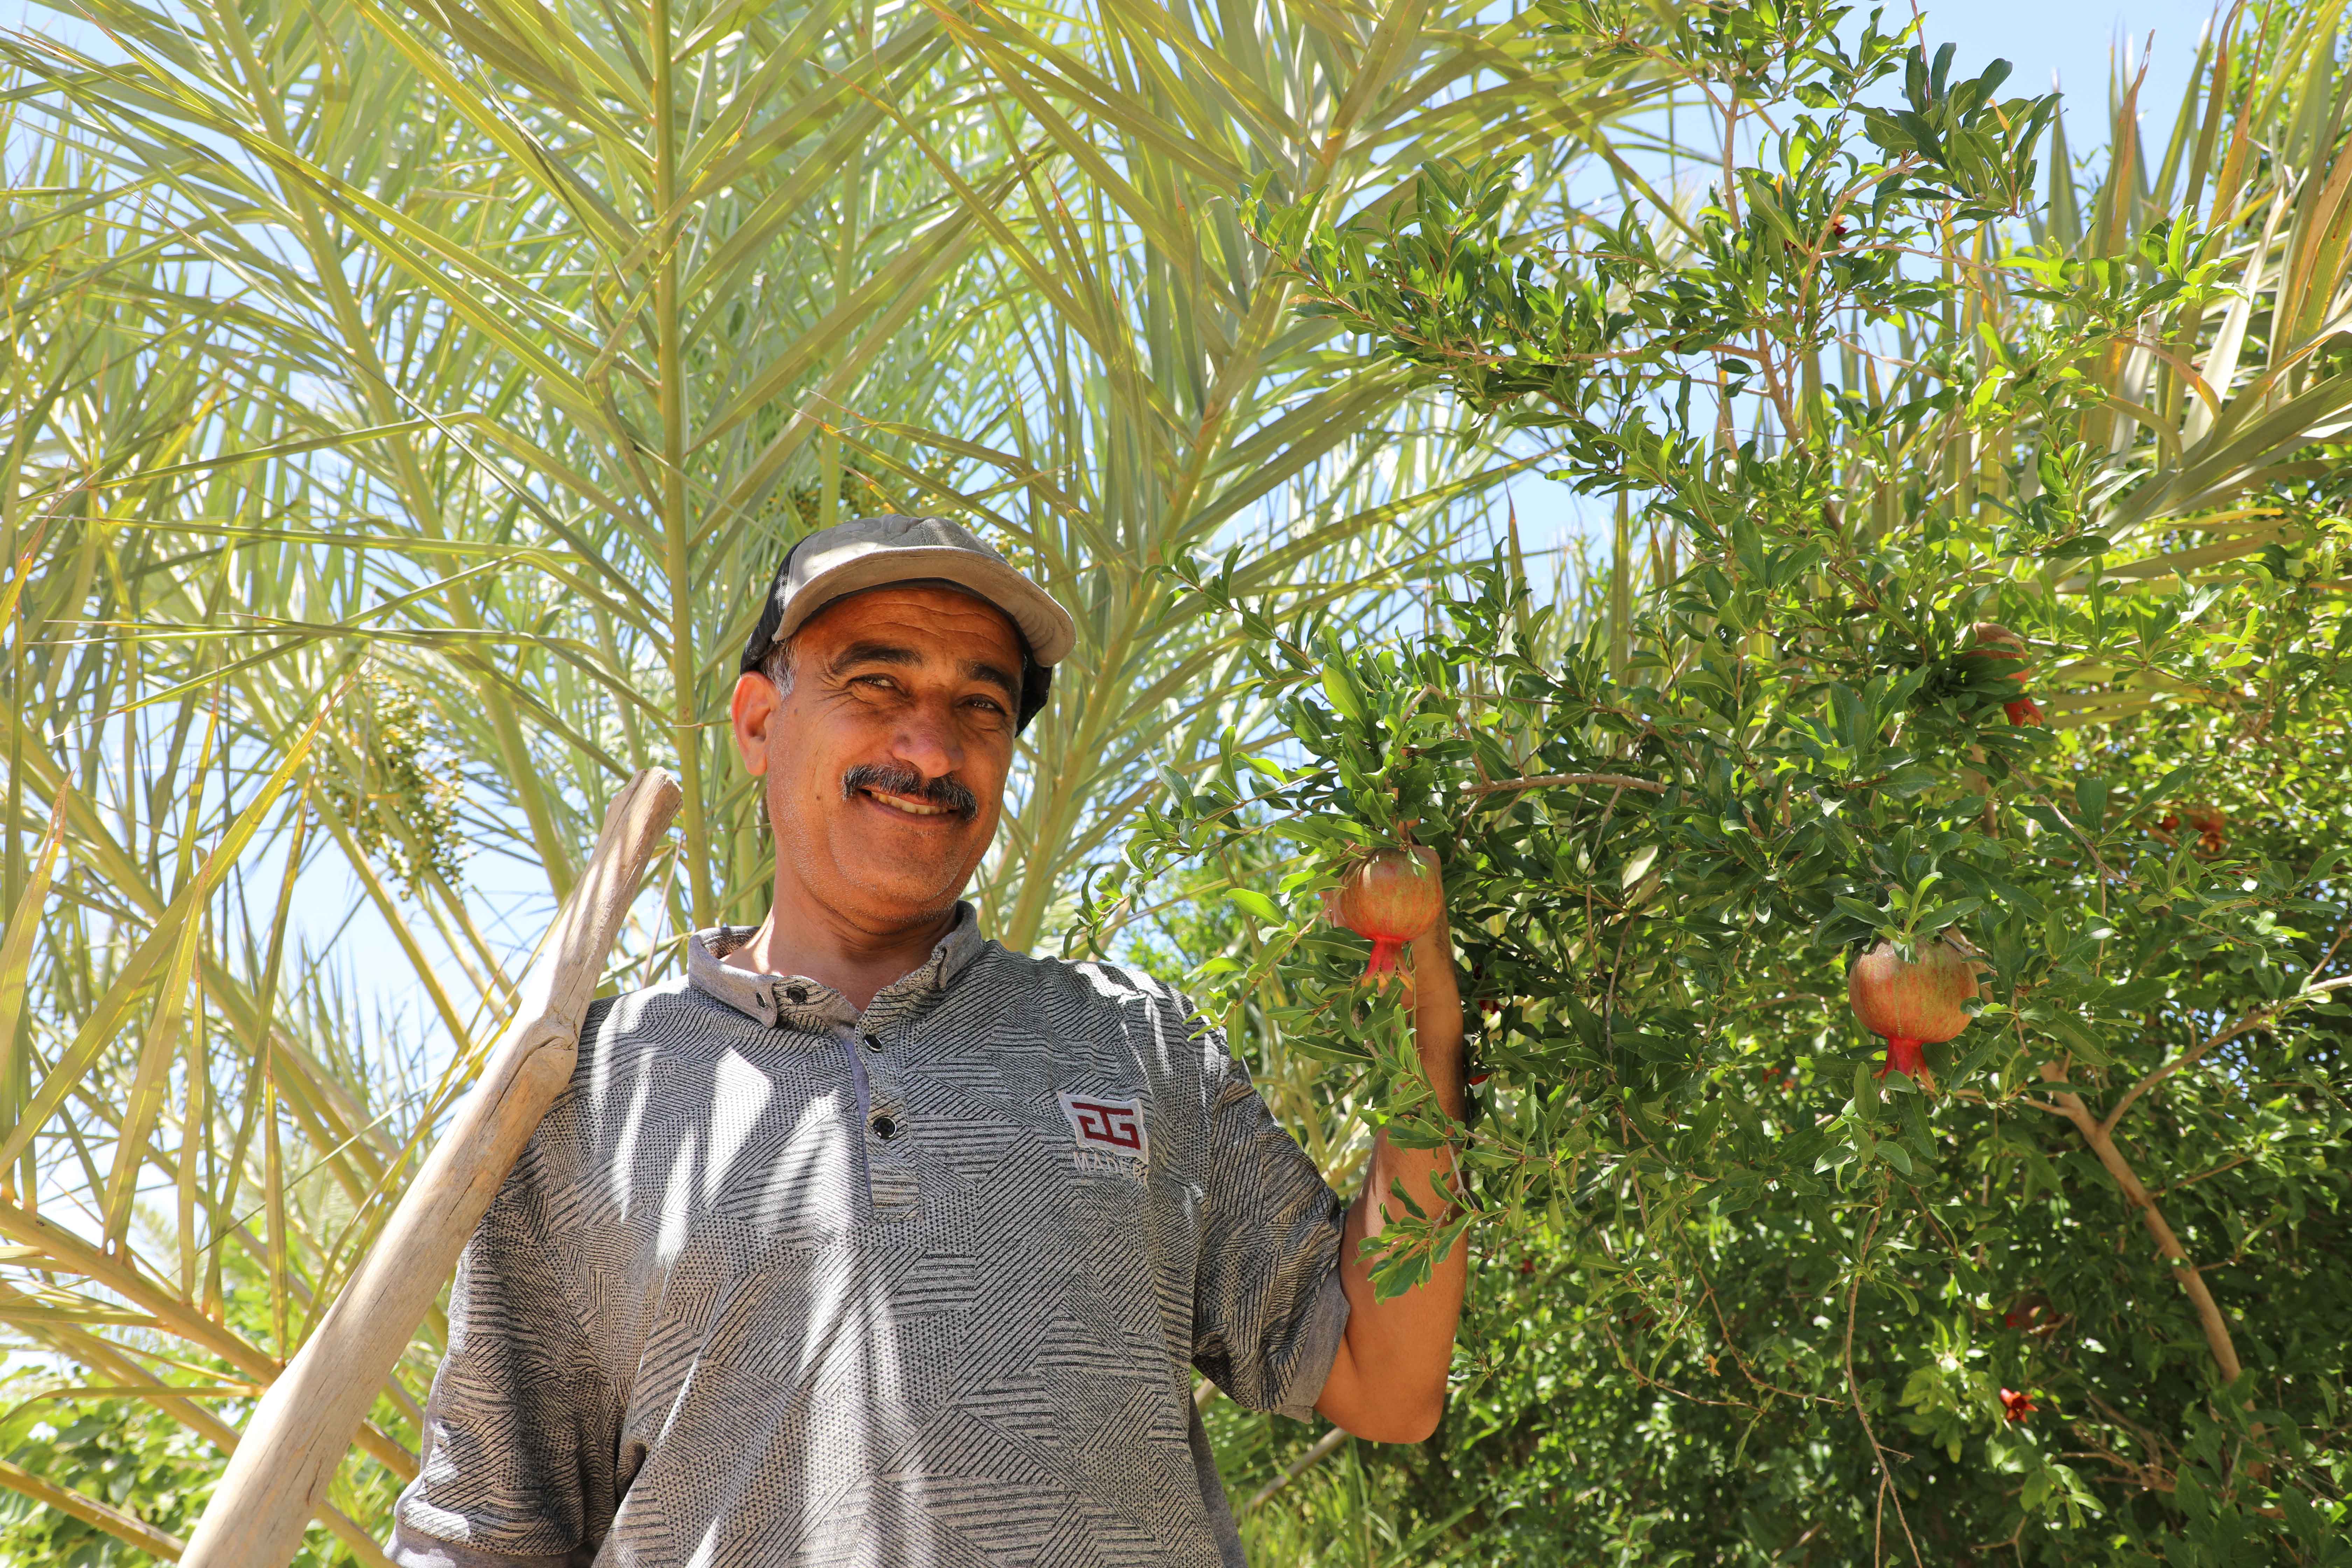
[887,700,960,780]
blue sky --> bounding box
[1918,0,2218,115]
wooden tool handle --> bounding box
[182,768,682,1568]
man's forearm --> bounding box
[1316,918,1469,1442]
[1364,917,1466,1216]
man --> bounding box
[388,516,1467,1568]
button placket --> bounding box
[857,1026,918,1212]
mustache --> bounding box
[841,763,980,822]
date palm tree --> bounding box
[0,0,1674,1555]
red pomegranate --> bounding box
[2002,1293,2063,1337]
[1336,849,1443,978]
[1970,621,2043,726]
[2185,805,2227,854]
[2156,806,2228,854]
[1847,936,1977,1080]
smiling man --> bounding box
[387,516,1468,1568]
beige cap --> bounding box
[739,515,1076,727]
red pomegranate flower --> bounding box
[1999,1387,2035,1423]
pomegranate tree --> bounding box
[1970,621,2043,726]
[1336,848,1443,977]
[1087,19,2352,1558]
[1847,936,1977,1080]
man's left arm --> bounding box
[1316,886,1467,1443]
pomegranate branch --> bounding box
[2100,975,2352,1136]
[1842,1205,1925,1568]
[2035,1062,2243,1382]
[1465,771,1669,797]
[1243,1426,1349,1515]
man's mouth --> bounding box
[862,788,954,818]
[840,763,980,822]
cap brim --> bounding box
[777,547,1076,666]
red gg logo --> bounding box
[1057,1091,1149,1162]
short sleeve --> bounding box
[390,1136,619,1568]
[1189,1021,1351,1420]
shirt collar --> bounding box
[686,903,987,1030]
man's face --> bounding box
[729,583,1024,933]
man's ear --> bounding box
[730,671,778,776]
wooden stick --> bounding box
[181,768,680,1568]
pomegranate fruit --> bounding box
[1336,849,1443,978]
[2185,805,2228,854]
[1847,936,1977,1079]
[1969,621,2043,726]
[2156,806,2228,855]
[2002,1294,2063,1337]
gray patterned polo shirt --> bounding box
[387,908,1350,1568]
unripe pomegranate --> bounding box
[1970,621,2043,726]
[1336,849,1443,977]
[1847,936,1976,1079]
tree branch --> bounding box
[1843,1206,1925,1568]
[1245,1426,1350,1514]
[2100,975,2352,1136]
[1464,771,1669,797]
[2037,1062,2243,1382]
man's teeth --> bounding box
[868,790,950,817]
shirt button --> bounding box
[861,1032,885,1053]
[869,1113,899,1141]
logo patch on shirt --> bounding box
[1057,1091,1148,1173]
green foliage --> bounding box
[0,1386,213,1566]
[1100,2,2352,1561]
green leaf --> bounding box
[1320,660,1368,726]
[1225,889,1285,924]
